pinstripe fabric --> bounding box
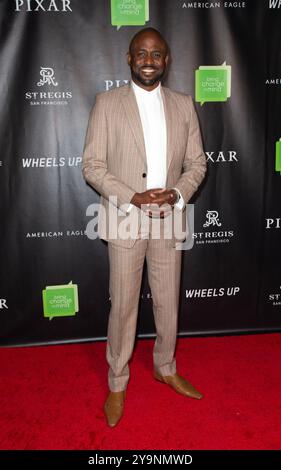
[82,83,206,391]
[107,232,182,392]
[107,239,147,392]
[82,84,206,248]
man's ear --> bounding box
[127,52,131,66]
[165,54,170,67]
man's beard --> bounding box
[130,67,165,87]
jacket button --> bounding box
[142,173,147,178]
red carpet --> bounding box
[0,333,280,450]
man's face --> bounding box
[127,32,169,91]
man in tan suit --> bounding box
[83,28,206,427]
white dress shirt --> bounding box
[132,80,167,190]
[127,80,184,211]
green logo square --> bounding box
[42,282,79,320]
[111,0,149,29]
[276,139,281,174]
[195,63,231,105]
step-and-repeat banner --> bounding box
[1,0,281,346]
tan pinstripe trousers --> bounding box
[106,221,182,392]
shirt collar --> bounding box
[131,80,162,98]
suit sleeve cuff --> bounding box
[172,187,185,210]
[126,203,134,214]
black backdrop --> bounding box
[1,0,281,346]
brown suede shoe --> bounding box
[104,390,126,427]
[154,372,203,400]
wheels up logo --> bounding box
[42,281,79,320]
[275,139,281,174]
[185,287,240,299]
[269,0,281,8]
[195,62,231,105]
[111,0,149,30]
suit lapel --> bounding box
[121,85,146,166]
[121,84,178,174]
[161,86,178,174]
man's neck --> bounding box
[131,78,161,92]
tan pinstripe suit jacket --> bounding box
[82,83,206,247]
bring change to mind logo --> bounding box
[276,139,281,174]
[42,281,79,320]
[195,62,231,105]
[111,0,149,30]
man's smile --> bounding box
[141,67,157,73]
